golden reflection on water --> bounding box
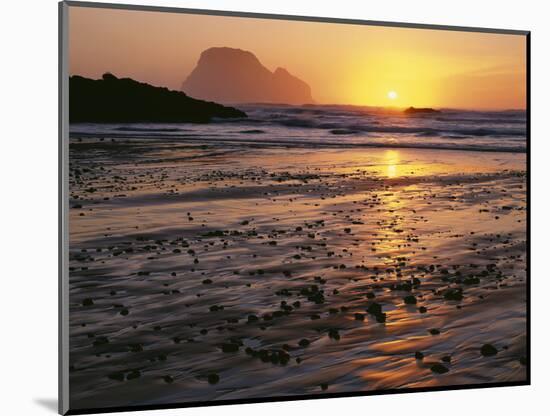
[379,149,457,178]
[384,150,400,178]
[374,175,407,259]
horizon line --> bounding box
[68,72,526,113]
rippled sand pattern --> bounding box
[68,138,527,410]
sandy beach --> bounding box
[68,136,527,409]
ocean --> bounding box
[70,104,526,153]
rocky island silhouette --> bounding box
[182,47,314,105]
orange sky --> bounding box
[68,5,527,110]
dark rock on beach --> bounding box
[404,106,440,114]
[92,336,109,347]
[430,363,449,374]
[126,370,141,380]
[298,338,311,347]
[69,73,246,123]
[107,372,125,382]
[367,302,382,315]
[82,298,94,307]
[221,343,240,353]
[403,295,417,305]
[207,373,220,384]
[480,344,498,356]
[443,288,463,301]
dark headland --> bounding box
[69,73,247,123]
[182,47,314,105]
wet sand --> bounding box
[68,137,527,410]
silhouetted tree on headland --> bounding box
[69,73,247,123]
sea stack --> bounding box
[181,47,314,105]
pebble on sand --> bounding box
[82,298,94,307]
[480,344,498,356]
[221,343,240,353]
[328,328,340,340]
[92,336,109,347]
[367,302,382,315]
[107,372,124,382]
[443,288,463,301]
[299,339,311,347]
[403,295,417,305]
[208,373,220,384]
[126,370,141,380]
[430,363,449,374]
[375,313,387,323]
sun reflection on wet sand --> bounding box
[384,149,400,178]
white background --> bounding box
[1,0,547,414]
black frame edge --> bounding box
[59,1,70,415]
[525,31,531,385]
[63,0,529,36]
[66,381,529,415]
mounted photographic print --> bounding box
[59,1,530,414]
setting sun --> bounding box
[388,91,398,100]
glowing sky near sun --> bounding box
[68,6,527,110]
